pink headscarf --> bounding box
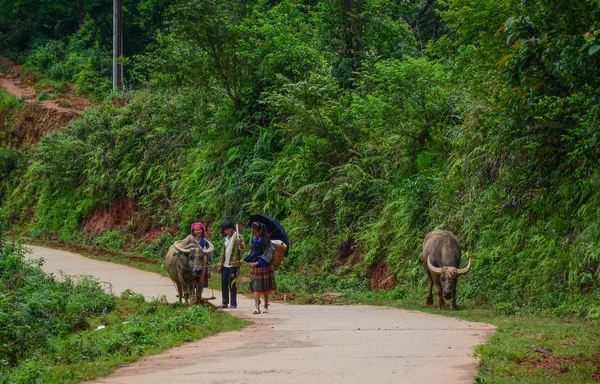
[191,222,205,236]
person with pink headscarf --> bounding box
[191,222,212,288]
[191,222,207,243]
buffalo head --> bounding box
[427,257,471,301]
[174,244,206,275]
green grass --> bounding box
[33,79,69,95]
[35,89,53,101]
[0,88,25,124]
[474,317,600,383]
[3,292,249,384]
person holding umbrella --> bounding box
[241,221,276,314]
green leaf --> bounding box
[589,44,600,55]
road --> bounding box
[27,245,495,384]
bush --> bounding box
[0,89,24,138]
[23,40,68,78]
[22,16,112,99]
[35,89,52,101]
[0,226,116,368]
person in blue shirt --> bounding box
[241,221,276,314]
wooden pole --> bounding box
[113,0,123,90]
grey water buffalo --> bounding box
[422,230,472,310]
[165,234,214,305]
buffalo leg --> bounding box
[176,282,183,303]
[450,286,457,310]
[435,284,445,309]
[425,270,434,306]
[195,285,202,305]
[192,277,202,304]
[197,276,204,304]
[182,283,191,305]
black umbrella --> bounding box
[248,214,290,257]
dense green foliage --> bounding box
[0,218,114,372]
[1,0,600,323]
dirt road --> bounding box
[27,245,495,384]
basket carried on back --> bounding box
[271,240,287,270]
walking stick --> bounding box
[234,223,247,294]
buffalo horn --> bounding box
[456,258,472,276]
[427,256,443,275]
[201,240,214,254]
[174,244,191,254]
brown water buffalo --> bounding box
[422,230,471,310]
[165,234,214,305]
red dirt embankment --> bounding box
[81,196,139,234]
[0,56,91,145]
[0,57,156,242]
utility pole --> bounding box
[113,0,123,90]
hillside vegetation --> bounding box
[1,0,600,319]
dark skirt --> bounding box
[249,265,276,293]
[203,266,210,288]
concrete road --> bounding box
[27,245,495,384]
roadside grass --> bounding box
[19,238,600,383]
[473,317,600,383]
[4,291,248,384]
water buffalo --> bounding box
[165,234,214,305]
[422,230,471,310]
